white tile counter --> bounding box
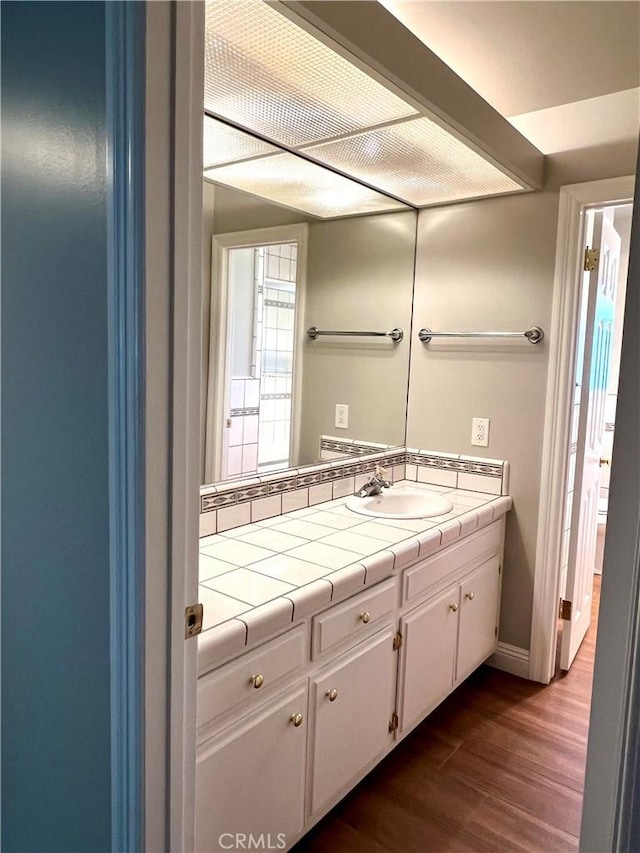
[198,481,512,671]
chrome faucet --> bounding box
[357,466,391,498]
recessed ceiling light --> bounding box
[204,0,417,148]
[204,149,408,218]
[203,0,540,211]
[302,117,523,206]
[203,115,278,168]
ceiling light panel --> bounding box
[204,0,417,148]
[204,153,408,219]
[203,115,278,168]
[303,117,524,206]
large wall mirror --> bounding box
[201,183,417,486]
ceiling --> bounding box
[380,0,640,154]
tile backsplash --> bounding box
[200,441,510,537]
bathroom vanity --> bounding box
[195,456,510,852]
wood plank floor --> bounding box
[293,578,601,853]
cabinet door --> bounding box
[310,629,396,816]
[196,684,307,852]
[457,555,501,682]
[399,583,459,734]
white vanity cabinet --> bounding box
[195,512,507,851]
[398,523,503,737]
[195,683,308,852]
[309,627,397,816]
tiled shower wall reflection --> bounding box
[259,243,297,472]
[225,242,297,478]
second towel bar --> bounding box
[418,326,544,344]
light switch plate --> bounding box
[471,417,490,447]
[335,404,349,429]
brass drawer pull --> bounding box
[466,592,475,601]
[449,603,458,612]
[290,713,304,727]
[250,674,264,689]
[326,688,338,702]
[359,611,371,624]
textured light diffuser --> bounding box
[303,117,524,205]
[204,152,408,218]
[204,0,417,147]
[203,115,278,168]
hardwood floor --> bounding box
[293,577,601,853]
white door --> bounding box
[561,211,621,669]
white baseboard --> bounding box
[487,641,530,679]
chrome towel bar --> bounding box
[307,326,404,342]
[418,325,544,344]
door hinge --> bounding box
[584,247,599,271]
[495,625,498,637]
[185,603,204,638]
[388,712,399,734]
[559,598,572,620]
[498,562,502,575]
[392,631,403,651]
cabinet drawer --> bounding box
[404,519,503,604]
[312,578,395,658]
[197,625,306,729]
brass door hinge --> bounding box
[388,712,399,734]
[495,625,498,637]
[392,631,403,651]
[185,603,204,638]
[559,599,572,620]
[584,247,599,271]
[498,563,502,575]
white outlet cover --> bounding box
[335,403,349,429]
[471,417,490,447]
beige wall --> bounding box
[406,137,638,650]
[299,211,416,463]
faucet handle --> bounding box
[374,463,387,479]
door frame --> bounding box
[529,175,634,685]
[142,3,204,851]
[204,223,308,484]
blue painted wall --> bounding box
[1,3,112,850]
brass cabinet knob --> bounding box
[449,603,458,612]
[250,674,264,689]
[290,713,304,727]
[359,611,371,624]
[466,592,475,601]
[326,688,338,702]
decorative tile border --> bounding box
[200,445,508,537]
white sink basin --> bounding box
[345,486,453,520]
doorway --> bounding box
[204,224,308,485]
[557,203,632,670]
[530,175,635,686]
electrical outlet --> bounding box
[471,417,490,447]
[335,404,349,430]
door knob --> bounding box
[466,592,475,601]
[449,603,458,612]
[359,611,371,624]
[290,713,304,727]
[326,688,338,702]
[249,673,264,689]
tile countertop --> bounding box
[197,481,512,671]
